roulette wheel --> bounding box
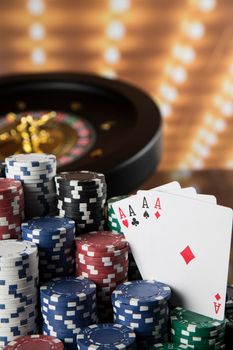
[0,73,162,197]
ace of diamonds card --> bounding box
[112,189,233,320]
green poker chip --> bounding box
[171,307,226,336]
[149,343,188,350]
[172,335,225,350]
[171,326,225,339]
[171,328,225,343]
[107,195,129,234]
[171,332,224,346]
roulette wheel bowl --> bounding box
[0,72,162,196]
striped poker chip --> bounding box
[55,170,105,187]
[5,154,56,169]
[112,280,171,307]
[149,343,188,349]
[4,335,64,349]
[76,323,136,349]
[171,307,226,336]
[0,179,22,195]
[40,277,97,349]
[75,231,127,253]
[5,154,57,219]
[0,179,24,240]
[0,240,38,347]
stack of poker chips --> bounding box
[75,231,129,322]
[0,240,39,348]
[0,178,24,240]
[40,276,97,350]
[112,280,171,348]
[21,216,75,282]
[76,323,137,349]
[5,153,57,219]
[171,307,226,350]
[4,335,64,350]
[55,171,106,234]
[107,195,142,281]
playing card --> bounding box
[112,190,232,320]
[139,187,217,204]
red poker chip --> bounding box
[96,278,127,287]
[76,269,128,281]
[0,229,20,236]
[76,244,129,258]
[0,206,22,215]
[75,231,127,253]
[0,215,22,225]
[76,254,128,268]
[76,246,129,262]
[0,178,22,194]
[0,224,21,232]
[76,260,128,273]
[0,189,24,200]
[0,232,20,241]
[76,262,128,274]
[0,198,24,208]
[4,335,64,350]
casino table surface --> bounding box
[139,169,233,284]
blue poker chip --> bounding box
[43,315,96,330]
[41,293,96,310]
[112,280,171,307]
[42,322,78,340]
[21,232,74,249]
[113,314,168,332]
[40,276,96,302]
[113,308,169,324]
[21,216,75,234]
[112,300,168,316]
[76,323,136,349]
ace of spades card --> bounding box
[112,187,233,321]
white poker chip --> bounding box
[0,240,38,261]
[5,154,56,168]
[0,238,39,347]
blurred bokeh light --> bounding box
[0,0,232,171]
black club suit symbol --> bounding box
[132,218,139,226]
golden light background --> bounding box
[0,0,232,171]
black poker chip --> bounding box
[0,161,5,177]
[55,171,105,185]
[55,170,107,234]
[56,188,107,199]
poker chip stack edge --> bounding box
[21,216,76,282]
[40,276,97,350]
[0,178,24,240]
[55,170,106,234]
[171,307,226,350]
[0,240,39,348]
[5,153,57,219]
[4,334,64,350]
[75,231,129,322]
[76,323,137,349]
[112,280,171,348]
